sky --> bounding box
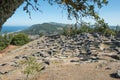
[3,0,120,27]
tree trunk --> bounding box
[0,0,24,30]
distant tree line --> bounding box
[0,33,29,50]
[62,20,120,37]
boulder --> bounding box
[116,42,120,47]
[70,60,79,62]
[116,70,120,78]
[79,55,90,61]
[10,62,19,67]
[0,63,8,66]
[110,70,120,78]
[110,55,120,60]
[39,52,50,58]
[0,71,8,75]
[114,47,120,53]
[47,51,53,56]
[42,59,50,65]
[15,56,21,59]
[22,55,28,60]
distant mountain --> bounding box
[20,22,120,35]
[21,23,67,35]
[49,22,69,26]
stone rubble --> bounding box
[0,33,119,79]
[116,70,120,78]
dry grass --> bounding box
[37,61,120,80]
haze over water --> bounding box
[1,26,28,34]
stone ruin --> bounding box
[0,33,120,79]
[25,33,120,62]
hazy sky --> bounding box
[3,0,120,26]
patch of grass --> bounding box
[20,56,43,80]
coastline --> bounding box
[1,26,28,34]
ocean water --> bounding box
[1,26,28,34]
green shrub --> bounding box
[0,34,11,50]
[0,42,7,50]
[62,23,93,36]
[11,33,29,46]
[39,32,44,37]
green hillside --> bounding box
[21,23,67,35]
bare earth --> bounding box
[0,45,18,58]
[0,37,120,80]
[37,60,120,80]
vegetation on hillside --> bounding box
[0,22,119,51]
[21,23,66,35]
[11,33,29,46]
[0,33,29,50]
[0,35,8,50]
[62,21,120,37]
[0,33,13,50]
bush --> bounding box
[39,32,44,37]
[11,33,29,46]
[0,33,29,50]
[79,25,93,33]
[0,34,11,50]
[104,29,116,36]
[62,23,93,36]
[0,42,7,50]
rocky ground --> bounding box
[0,33,120,80]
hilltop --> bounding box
[0,33,120,80]
[21,22,68,35]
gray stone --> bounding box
[42,59,50,65]
[111,70,120,78]
[116,42,120,47]
[32,52,41,57]
[0,63,7,66]
[22,55,28,60]
[70,60,79,63]
[116,70,120,78]
[15,56,21,59]
[114,47,120,53]
[10,62,19,67]
[105,67,111,70]
[32,53,36,57]
[0,71,8,75]
[79,55,90,61]
[110,55,120,60]
[86,50,92,55]
[39,52,49,58]
[40,66,46,71]
[47,51,53,56]
[90,56,99,60]
[44,61,50,65]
